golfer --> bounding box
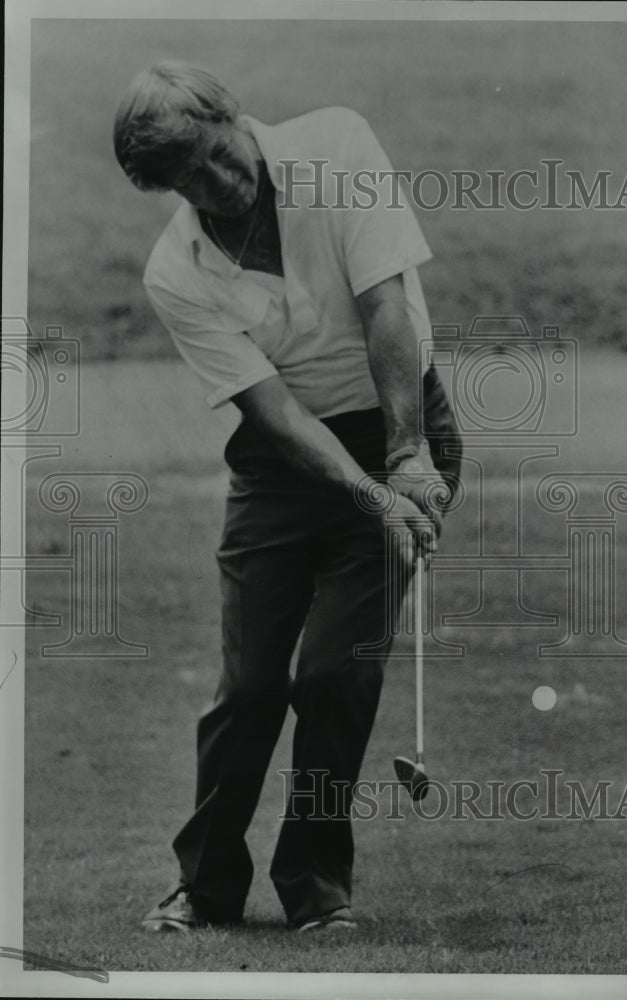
[113,61,461,932]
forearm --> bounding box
[272,397,374,496]
[363,298,423,455]
[232,376,381,507]
[358,275,450,527]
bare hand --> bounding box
[388,492,437,571]
[387,442,450,539]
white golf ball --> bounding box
[532,685,557,711]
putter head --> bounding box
[394,756,429,802]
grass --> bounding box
[23,356,627,974]
[28,19,627,358]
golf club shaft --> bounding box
[415,555,424,762]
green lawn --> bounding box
[23,356,627,973]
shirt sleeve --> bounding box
[340,112,432,298]
[145,281,279,408]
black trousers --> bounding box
[173,379,462,924]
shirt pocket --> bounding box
[246,293,289,360]
[191,263,274,334]
[218,273,273,331]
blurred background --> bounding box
[29,18,627,359]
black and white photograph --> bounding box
[1,1,626,996]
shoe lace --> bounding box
[159,883,190,909]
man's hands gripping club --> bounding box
[385,440,450,572]
[231,372,448,570]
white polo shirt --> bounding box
[143,106,433,418]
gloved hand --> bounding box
[386,441,451,542]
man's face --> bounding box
[170,119,262,218]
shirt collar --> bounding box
[243,115,286,194]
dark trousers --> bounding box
[172,406,407,924]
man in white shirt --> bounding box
[114,60,461,932]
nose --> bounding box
[178,165,232,210]
[203,161,233,199]
[210,161,231,186]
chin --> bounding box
[222,202,251,218]
[205,181,258,219]
[228,184,259,216]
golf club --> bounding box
[394,545,429,801]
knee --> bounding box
[196,675,290,747]
[292,656,384,704]
[214,670,291,712]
